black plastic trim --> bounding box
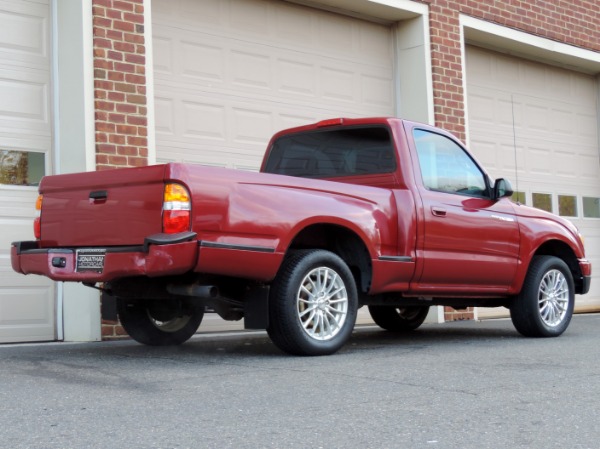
[12,241,40,255]
[199,241,276,253]
[378,255,413,262]
[144,231,197,252]
[580,275,592,295]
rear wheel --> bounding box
[368,305,430,331]
[510,256,574,337]
[267,250,358,356]
[117,298,204,346]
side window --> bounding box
[413,129,488,197]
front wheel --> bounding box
[510,256,574,337]
[368,305,430,332]
[267,250,358,356]
[117,298,204,346]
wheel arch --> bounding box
[286,223,373,294]
[532,239,584,294]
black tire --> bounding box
[267,250,358,356]
[368,305,430,331]
[510,255,574,337]
[117,298,204,346]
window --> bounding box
[264,126,396,178]
[511,191,526,204]
[413,129,487,197]
[558,195,577,217]
[0,150,45,186]
[583,197,600,218]
[532,193,552,213]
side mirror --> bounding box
[493,178,513,200]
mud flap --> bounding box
[244,285,270,329]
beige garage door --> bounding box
[0,0,55,342]
[152,0,395,169]
[466,46,600,318]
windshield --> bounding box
[264,126,396,178]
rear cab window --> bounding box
[264,126,397,179]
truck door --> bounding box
[408,127,520,293]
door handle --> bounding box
[431,207,447,217]
[89,190,108,204]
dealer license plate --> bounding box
[75,249,106,273]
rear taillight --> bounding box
[34,194,43,240]
[163,183,191,234]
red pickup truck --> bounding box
[11,118,591,355]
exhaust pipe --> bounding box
[166,283,219,299]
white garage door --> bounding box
[0,0,55,342]
[152,0,395,170]
[466,46,600,318]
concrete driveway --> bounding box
[1,314,599,449]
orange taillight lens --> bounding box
[34,194,43,240]
[163,183,191,234]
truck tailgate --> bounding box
[39,165,166,247]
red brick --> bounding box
[95,132,108,143]
[106,9,123,20]
[109,134,126,144]
[97,144,117,154]
[123,32,144,44]
[94,68,107,80]
[125,74,145,84]
[113,1,134,12]
[113,19,135,33]
[125,53,145,65]
[93,16,111,28]
[117,146,139,156]
[107,71,125,82]
[127,115,147,126]
[108,155,128,166]
[127,136,147,146]
[95,100,115,111]
[94,37,112,49]
[96,154,109,165]
[128,156,148,167]
[114,41,135,53]
[116,103,137,114]
[114,82,136,93]
[108,113,127,123]
[114,62,136,73]
[127,94,146,105]
[107,91,125,102]
[93,0,111,7]
[123,12,144,24]
[107,50,124,61]
[116,124,138,135]
[106,29,123,41]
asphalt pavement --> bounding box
[1,314,599,449]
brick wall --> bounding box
[92,0,148,338]
[92,0,148,172]
[428,0,600,144]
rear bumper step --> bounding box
[11,232,198,282]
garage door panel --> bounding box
[467,46,600,318]
[0,281,55,343]
[0,67,50,136]
[0,0,49,70]
[0,0,54,343]
[154,26,392,115]
[181,101,227,141]
[154,0,394,167]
